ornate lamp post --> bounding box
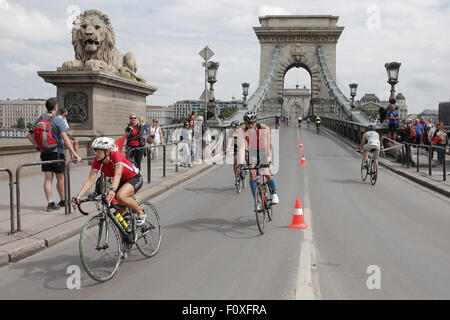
[241,82,250,109]
[206,61,219,120]
[385,62,401,103]
[349,83,358,109]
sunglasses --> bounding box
[130,117,137,120]
[93,148,104,153]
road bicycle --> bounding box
[73,193,162,282]
[316,122,321,134]
[241,163,274,234]
[358,148,378,185]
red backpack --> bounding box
[33,115,58,152]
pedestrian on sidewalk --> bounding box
[403,120,416,166]
[435,123,448,165]
[27,98,81,211]
[149,118,163,160]
[125,113,145,170]
[58,107,79,159]
[179,121,192,167]
[387,102,400,141]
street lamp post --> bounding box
[199,46,215,127]
[241,82,249,109]
[349,83,358,109]
[385,62,401,103]
[207,61,219,121]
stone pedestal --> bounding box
[38,69,157,137]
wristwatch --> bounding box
[109,187,117,194]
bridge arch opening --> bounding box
[282,65,312,119]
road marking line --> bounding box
[294,124,321,300]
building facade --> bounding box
[173,99,242,120]
[282,86,311,120]
[438,101,450,126]
[0,99,46,129]
[355,93,407,121]
[146,105,174,126]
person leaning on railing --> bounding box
[435,123,448,165]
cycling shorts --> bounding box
[363,144,380,158]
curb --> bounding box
[321,127,450,198]
[0,163,215,268]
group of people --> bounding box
[403,117,448,164]
[26,97,168,212]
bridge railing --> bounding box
[322,116,449,181]
[15,159,66,232]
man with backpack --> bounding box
[27,98,81,211]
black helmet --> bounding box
[231,121,240,128]
[244,111,257,123]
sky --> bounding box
[0,0,449,114]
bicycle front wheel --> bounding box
[361,159,368,181]
[370,161,378,185]
[79,215,122,282]
[235,175,242,194]
[136,202,162,257]
[254,188,266,234]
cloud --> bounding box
[0,0,66,42]
[258,5,291,16]
[4,61,39,77]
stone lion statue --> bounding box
[62,9,144,82]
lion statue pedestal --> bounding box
[37,9,157,138]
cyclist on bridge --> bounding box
[360,124,380,168]
[73,137,147,226]
[236,111,279,208]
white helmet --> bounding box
[92,137,115,150]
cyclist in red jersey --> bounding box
[73,137,147,226]
[236,112,279,207]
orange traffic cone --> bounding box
[289,198,308,229]
[298,141,303,149]
[300,154,306,166]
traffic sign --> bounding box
[199,46,214,61]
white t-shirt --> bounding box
[366,131,380,147]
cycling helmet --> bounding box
[244,111,257,123]
[231,121,240,128]
[92,137,115,150]
[367,124,375,131]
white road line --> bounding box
[294,125,321,300]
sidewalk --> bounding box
[0,148,216,267]
[322,127,450,198]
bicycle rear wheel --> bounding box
[370,161,378,185]
[361,159,368,181]
[136,202,162,257]
[79,215,121,282]
[254,188,266,234]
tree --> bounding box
[17,117,25,129]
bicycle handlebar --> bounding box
[72,193,122,215]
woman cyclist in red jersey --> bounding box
[73,137,147,225]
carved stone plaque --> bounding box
[64,92,88,123]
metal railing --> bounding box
[1,168,15,234]
[65,156,96,214]
[15,159,66,232]
[402,142,447,181]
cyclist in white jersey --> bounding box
[360,124,380,167]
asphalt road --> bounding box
[0,123,449,299]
